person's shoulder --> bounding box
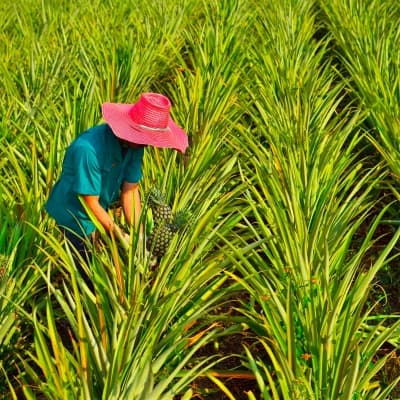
[74,124,108,146]
[63,124,107,165]
[82,123,109,137]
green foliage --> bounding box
[320,0,400,180]
[228,0,400,398]
[0,0,400,398]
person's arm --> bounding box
[120,182,142,231]
[81,194,124,236]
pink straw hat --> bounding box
[101,93,188,153]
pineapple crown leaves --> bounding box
[170,207,192,233]
[147,186,167,206]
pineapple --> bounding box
[146,223,175,257]
[147,187,172,225]
[146,188,190,258]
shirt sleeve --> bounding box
[71,144,102,195]
[123,147,144,183]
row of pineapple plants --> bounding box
[228,0,400,398]
[0,0,399,398]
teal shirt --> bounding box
[46,124,144,235]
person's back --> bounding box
[46,123,145,236]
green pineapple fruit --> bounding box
[146,206,190,257]
[146,223,175,257]
[148,187,172,225]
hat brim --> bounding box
[101,102,188,153]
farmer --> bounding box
[45,92,188,285]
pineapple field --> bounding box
[1,0,400,398]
